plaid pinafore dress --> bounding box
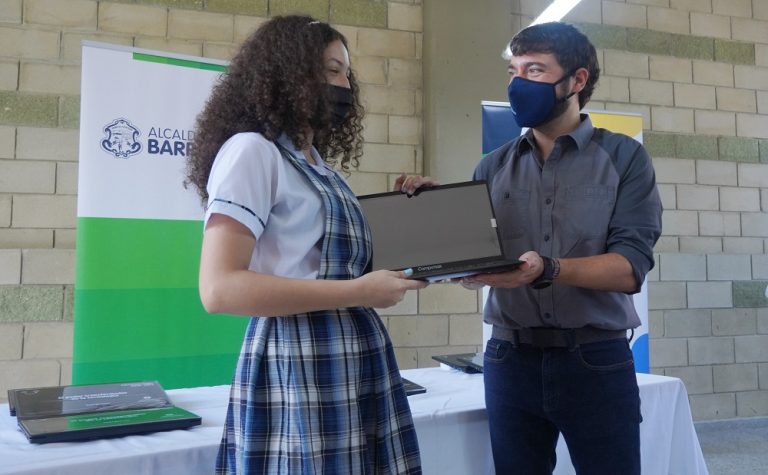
[215,144,421,475]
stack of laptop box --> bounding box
[8,381,201,444]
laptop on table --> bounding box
[18,406,202,444]
[358,181,523,283]
[9,381,201,444]
[432,353,483,374]
[401,377,427,396]
[460,352,485,372]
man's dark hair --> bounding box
[506,22,600,109]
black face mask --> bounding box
[327,84,353,128]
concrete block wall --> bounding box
[1,0,767,422]
[0,0,469,404]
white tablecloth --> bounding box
[0,368,708,475]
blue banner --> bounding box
[481,101,521,155]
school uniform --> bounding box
[206,133,421,474]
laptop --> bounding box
[432,352,484,373]
[432,353,482,374]
[18,405,202,444]
[10,381,172,419]
[7,388,18,416]
[401,377,427,396]
[358,181,523,282]
[10,380,202,444]
[458,352,484,372]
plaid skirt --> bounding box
[215,306,421,474]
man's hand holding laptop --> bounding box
[394,173,439,197]
[460,250,541,289]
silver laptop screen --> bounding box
[358,182,502,271]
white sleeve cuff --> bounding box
[204,198,266,239]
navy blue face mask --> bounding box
[507,72,576,128]
[327,84,353,128]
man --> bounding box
[464,22,662,474]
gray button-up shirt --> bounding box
[473,115,662,331]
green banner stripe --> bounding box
[72,354,238,389]
[133,52,227,72]
[73,287,248,360]
[76,217,203,289]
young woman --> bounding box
[186,15,424,475]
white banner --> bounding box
[74,43,246,389]
[78,42,226,220]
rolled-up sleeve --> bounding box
[607,142,663,293]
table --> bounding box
[0,368,708,475]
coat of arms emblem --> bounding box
[101,118,142,158]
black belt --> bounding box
[492,326,627,349]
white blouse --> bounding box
[204,132,336,280]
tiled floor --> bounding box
[695,417,768,475]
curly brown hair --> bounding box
[186,15,364,201]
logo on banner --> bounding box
[101,118,142,158]
[147,127,194,156]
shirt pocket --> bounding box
[561,185,615,250]
[492,189,530,239]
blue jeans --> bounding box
[484,337,641,475]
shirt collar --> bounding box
[569,113,594,150]
[516,113,594,155]
[276,133,331,171]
